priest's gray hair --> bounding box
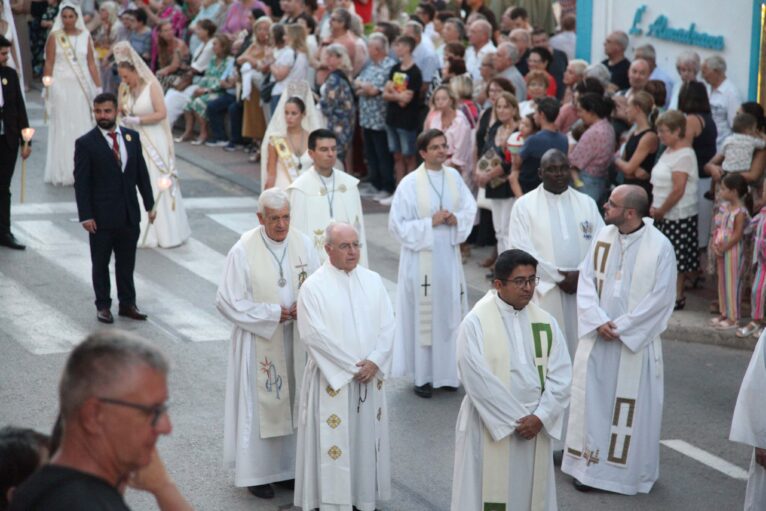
[258,188,290,214]
[59,330,168,419]
[325,221,358,245]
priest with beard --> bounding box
[293,222,394,511]
[451,249,572,511]
[563,184,676,495]
[216,188,320,500]
[389,129,477,398]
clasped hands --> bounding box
[279,303,297,323]
[597,321,620,341]
[557,270,578,294]
[432,209,457,227]
[516,414,543,439]
[354,359,378,383]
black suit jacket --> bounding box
[73,127,154,229]
[0,66,29,147]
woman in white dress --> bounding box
[0,0,23,86]
[259,80,322,191]
[42,2,100,186]
[114,42,191,248]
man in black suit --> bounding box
[0,35,31,250]
[74,93,156,324]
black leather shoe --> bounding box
[573,478,594,492]
[97,309,114,324]
[413,383,433,398]
[118,305,148,320]
[0,233,25,250]
[441,386,459,392]
[247,484,274,499]
[275,479,294,489]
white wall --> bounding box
[588,0,756,99]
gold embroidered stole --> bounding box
[415,164,459,346]
[242,226,310,438]
[270,135,301,184]
[54,31,93,116]
[566,222,662,467]
[475,291,552,511]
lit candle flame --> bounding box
[42,76,53,87]
[157,176,173,191]
[22,128,35,142]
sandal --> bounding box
[736,322,759,338]
[714,319,737,331]
[191,138,206,146]
[754,327,765,338]
[709,316,726,326]
[174,134,192,143]
[674,297,686,311]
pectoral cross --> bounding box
[295,259,309,287]
[421,275,431,297]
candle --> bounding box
[42,76,53,87]
[21,128,35,143]
[157,176,173,192]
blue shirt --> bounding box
[357,56,395,131]
[519,129,569,193]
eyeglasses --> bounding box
[98,397,169,427]
[499,276,540,288]
[332,241,363,251]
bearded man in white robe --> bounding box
[287,129,368,266]
[730,331,766,511]
[389,129,477,398]
[452,249,571,511]
[217,188,321,499]
[294,222,394,511]
[508,149,603,358]
[562,185,676,495]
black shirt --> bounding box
[691,112,718,177]
[9,465,130,511]
[622,128,657,201]
[385,62,423,131]
[602,57,631,91]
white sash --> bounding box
[242,226,310,438]
[566,221,663,467]
[53,31,93,117]
[415,164,460,346]
[475,291,552,511]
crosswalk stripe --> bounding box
[16,220,231,343]
[153,238,225,287]
[0,270,90,355]
[12,197,260,216]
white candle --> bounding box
[157,176,173,192]
[42,76,53,87]
[21,128,35,143]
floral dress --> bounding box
[185,56,231,118]
[319,70,356,165]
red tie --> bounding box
[108,131,122,167]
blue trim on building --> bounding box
[576,0,594,62]
[749,0,762,100]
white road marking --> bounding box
[12,196,260,216]
[0,270,90,354]
[153,237,225,287]
[661,439,749,480]
[16,220,230,343]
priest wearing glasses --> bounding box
[216,188,320,500]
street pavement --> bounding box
[0,91,756,510]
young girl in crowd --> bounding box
[705,112,766,198]
[738,202,766,338]
[711,173,750,330]
[509,113,538,197]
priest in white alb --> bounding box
[451,249,572,511]
[508,149,603,359]
[294,222,394,511]
[730,331,766,511]
[562,185,676,495]
[287,129,368,266]
[389,129,477,398]
[216,188,321,499]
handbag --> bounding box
[476,148,506,189]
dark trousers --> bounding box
[206,93,244,144]
[362,128,394,193]
[89,224,140,309]
[0,137,19,235]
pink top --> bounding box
[555,102,579,133]
[569,118,616,178]
[221,0,264,34]
[425,109,474,178]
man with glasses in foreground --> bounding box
[451,249,572,511]
[294,222,394,511]
[10,330,191,511]
[563,184,676,496]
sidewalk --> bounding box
[174,142,758,352]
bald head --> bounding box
[540,148,568,169]
[616,184,649,216]
[325,222,357,245]
[629,59,651,90]
[325,222,361,272]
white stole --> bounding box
[242,226,310,438]
[415,164,459,347]
[529,187,596,323]
[566,220,664,467]
[475,291,553,511]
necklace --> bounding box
[260,230,288,287]
[319,171,336,218]
[286,130,306,171]
[425,168,445,209]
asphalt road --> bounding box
[0,91,755,511]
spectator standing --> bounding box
[239,15,273,160]
[634,43,674,108]
[508,28,529,75]
[526,47,557,99]
[437,17,464,63]
[650,110,699,310]
[601,30,630,91]
[531,29,568,100]
[269,22,309,113]
[355,33,396,201]
[614,91,659,202]
[550,13,576,60]
[404,20,439,95]
[618,58,650,101]
[383,35,423,183]
[669,50,700,110]
[319,43,356,171]
[462,0,497,32]
[702,55,743,151]
[518,69,548,117]
[465,19,494,82]
[493,41,525,102]
[569,93,616,203]
[514,97,568,195]
[127,8,151,62]
[424,85,474,178]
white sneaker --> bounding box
[376,195,394,206]
[373,191,392,200]
[359,186,380,197]
[205,140,229,148]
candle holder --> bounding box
[19,128,35,203]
